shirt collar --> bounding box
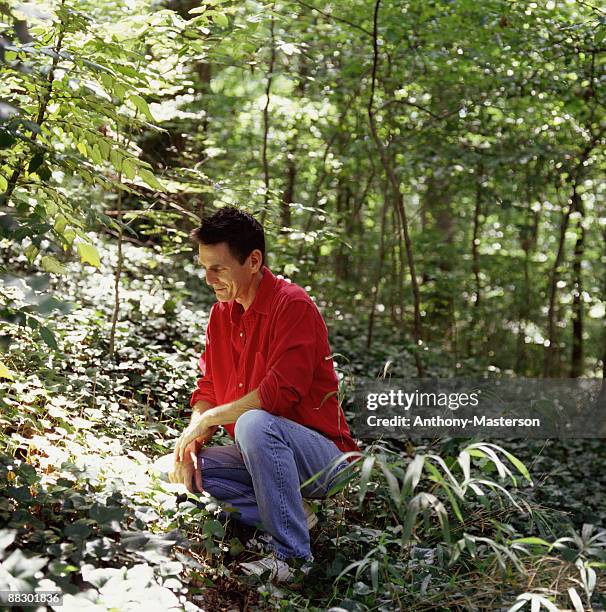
[249,265,276,315]
[229,265,276,323]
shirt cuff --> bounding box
[190,390,216,409]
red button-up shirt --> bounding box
[190,266,360,458]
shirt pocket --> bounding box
[249,351,266,389]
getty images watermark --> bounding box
[352,378,606,439]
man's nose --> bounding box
[205,270,216,285]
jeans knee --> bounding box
[234,409,272,447]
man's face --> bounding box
[198,242,259,303]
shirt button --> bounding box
[240,332,244,338]
[238,383,243,388]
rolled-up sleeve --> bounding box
[189,307,217,408]
[258,300,317,414]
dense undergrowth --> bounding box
[0,236,605,611]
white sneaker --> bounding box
[240,552,312,583]
[303,500,318,530]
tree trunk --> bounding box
[469,164,483,345]
[334,179,351,280]
[602,226,606,379]
[280,53,307,230]
[595,226,606,435]
[108,180,124,359]
[3,4,66,206]
[391,205,407,329]
[194,61,212,218]
[351,168,374,280]
[424,169,453,340]
[544,124,605,375]
[570,188,585,377]
[108,100,139,356]
[516,191,540,374]
[389,235,399,325]
[544,192,572,377]
[281,146,295,229]
[367,181,390,349]
[260,10,276,223]
[368,0,424,377]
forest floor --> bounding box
[1,236,605,611]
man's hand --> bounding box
[169,440,203,493]
[175,393,260,463]
[174,413,218,464]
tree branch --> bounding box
[291,0,372,37]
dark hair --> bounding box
[190,207,265,266]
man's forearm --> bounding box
[175,390,262,462]
[191,400,214,418]
[202,389,262,427]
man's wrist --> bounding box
[192,410,221,438]
[201,407,220,428]
[191,400,213,419]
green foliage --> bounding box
[0,238,251,608]
[4,0,606,377]
[176,0,606,377]
[1,0,606,608]
[0,0,226,341]
[0,234,605,609]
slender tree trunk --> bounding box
[281,144,295,229]
[368,0,424,377]
[352,168,375,280]
[335,182,353,281]
[296,93,358,262]
[424,169,453,341]
[108,183,124,359]
[544,191,572,377]
[260,8,276,224]
[544,124,605,375]
[570,189,585,377]
[470,165,483,320]
[390,205,407,328]
[467,175,482,356]
[295,38,361,262]
[602,226,606,379]
[515,251,531,374]
[3,2,66,205]
[194,61,212,218]
[334,180,343,278]
[595,226,606,435]
[389,235,399,325]
[280,53,307,230]
[108,102,139,357]
[516,188,540,374]
[367,181,390,349]
[451,297,459,366]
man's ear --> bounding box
[249,249,263,273]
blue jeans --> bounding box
[197,409,349,561]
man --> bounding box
[171,207,360,583]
